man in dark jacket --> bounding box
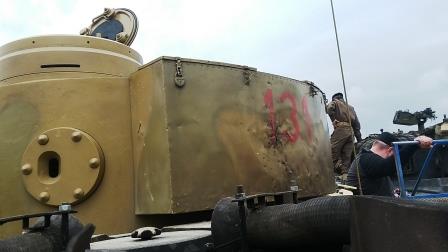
[346,132,433,196]
[327,92,362,175]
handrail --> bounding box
[392,139,448,198]
[0,204,76,249]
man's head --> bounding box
[371,132,398,158]
[332,92,344,101]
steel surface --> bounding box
[0,77,137,237]
[21,127,105,206]
[0,35,333,238]
[131,57,334,214]
[0,35,142,84]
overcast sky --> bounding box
[1,0,446,137]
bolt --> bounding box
[71,131,82,142]
[89,158,100,168]
[236,185,244,194]
[21,163,32,175]
[235,185,245,199]
[73,188,84,199]
[37,134,49,145]
[290,179,299,192]
[59,202,72,212]
[39,192,50,202]
[116,33,128,43]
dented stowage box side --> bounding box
[130,57,334,214]
[130,60,173,214]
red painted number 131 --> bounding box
[264,88,313,144]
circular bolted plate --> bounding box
[21,127,105,206]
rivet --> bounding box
[71,131,82,142]
[89,158,100,168]
[73,188,84,199]
[39,192,50,202]
[21,163,32,175]
[37,134,49,145]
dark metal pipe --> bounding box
[0,215,84,252]
[212,196,351,250]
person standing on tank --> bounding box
[326,92,362,176]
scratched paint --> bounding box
[263,88,313,146]
[301,96,313,144]
[263,89,277,146]
[279,91,301,143]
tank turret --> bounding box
[393,108,436,133]
[0,8,334,238]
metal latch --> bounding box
[308,84,318,97]
[174,58,185,88]
[243,67,251,85]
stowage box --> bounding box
[130,57,334,214]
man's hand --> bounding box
[414,135,433,149]
[332,119,340,128]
